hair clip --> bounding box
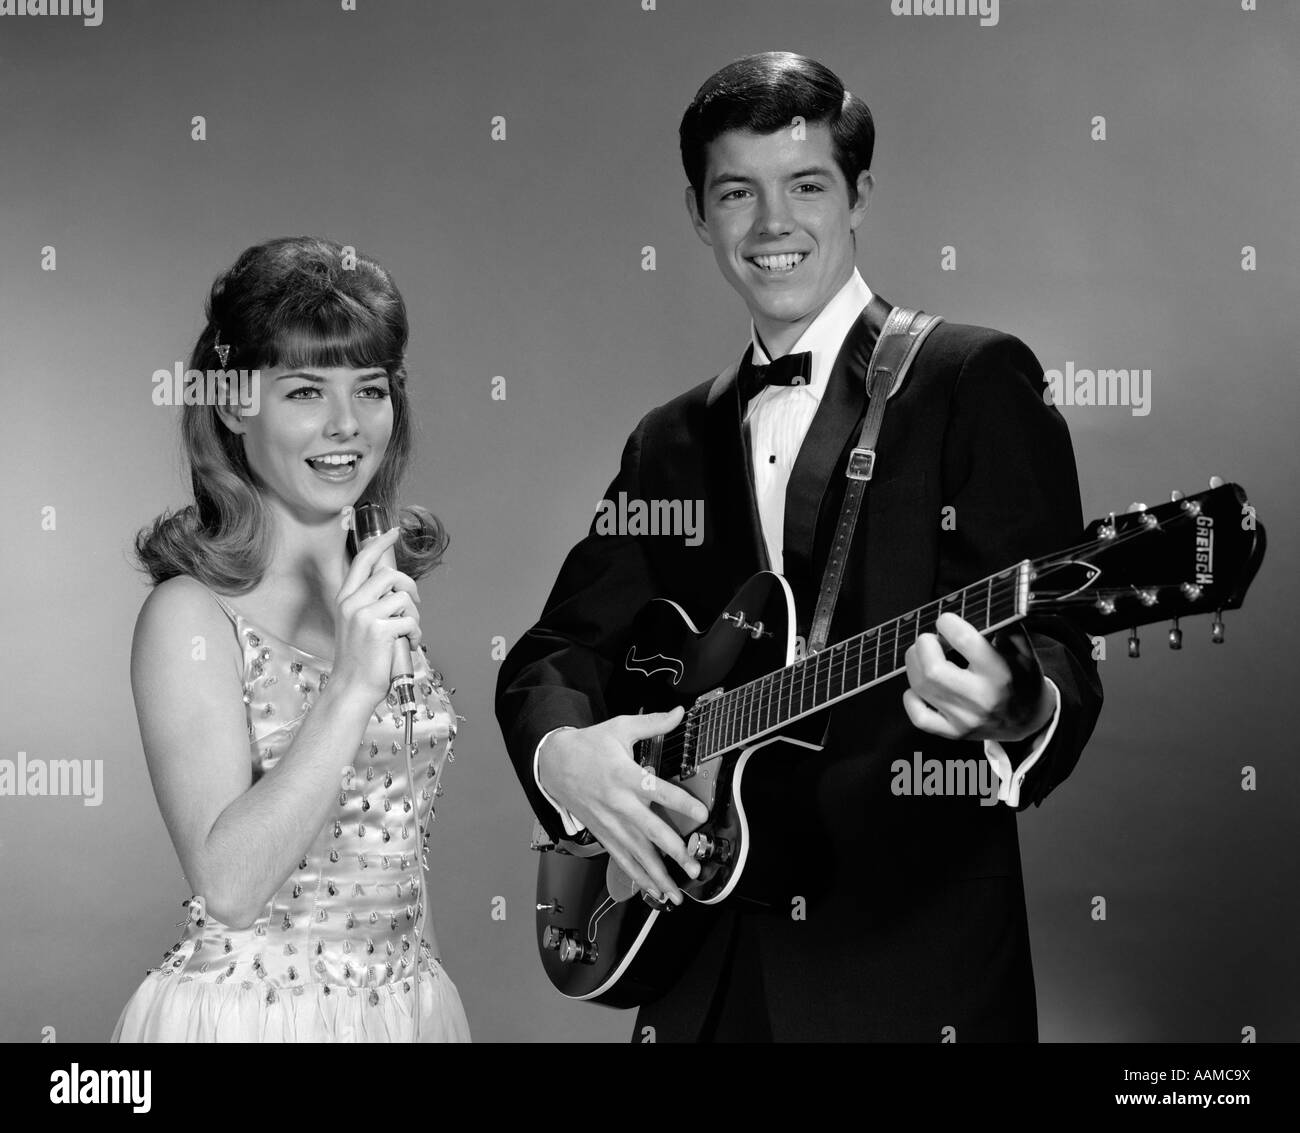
[214,328,231,367]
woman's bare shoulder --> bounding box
[132,576,243,681]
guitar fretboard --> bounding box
[676,563,1028,770]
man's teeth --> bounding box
[310,455,358,467]
[752,253,806,271]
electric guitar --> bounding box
[530,481,1266,1006]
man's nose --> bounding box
[756,191,794,237]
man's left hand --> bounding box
[902,613,1052,743]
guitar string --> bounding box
[653,586,1023,768]
[651,581,1022,766]
[705,505,1200,721]
[646,508,1211,769]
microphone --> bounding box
[351,501,426,1043]
[351,502,418,744]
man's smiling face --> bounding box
[687,122,872,352]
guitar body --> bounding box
[534,571,817,1005]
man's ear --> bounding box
[849,169,874,232]
[684,184,712,246]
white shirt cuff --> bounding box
[533,727,586,836]
[983,678,1061,808]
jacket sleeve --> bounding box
[494,423,660,840]
[936,332,1104,809]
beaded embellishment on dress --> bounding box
[111,586,470,1042]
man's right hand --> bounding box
[537,707,709,905]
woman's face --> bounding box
[230,364,395,521]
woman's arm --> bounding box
[131,532,420,929]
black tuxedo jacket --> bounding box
[495,293,1103,1041]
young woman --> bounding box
[114,236,471,1042]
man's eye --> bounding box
[794,183,825,193]
[719,189,748,201]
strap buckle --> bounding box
[846,447,876,481]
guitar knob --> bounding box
[687,831,733,864]
[1126,501,1147,513]
[1168,619,1182,650]
[1170,490,1184,502]
[559,935,597,964]
[1212,612,1225,644]
[536,899,564,914]
[543,925,598,964]
[687,832,714,861]
[1209,476,1225,489]
[1128,628,1140,658]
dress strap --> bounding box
[198,583,242,628]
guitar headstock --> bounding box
[1026,480,1266,650]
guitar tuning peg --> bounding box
[1128,628,1140,658]
[1168,618,1182,650]
[1126,501,1147,513]
[1209,475,1225,489]
[1211,611,1224,644]
[1170,490,1184,502]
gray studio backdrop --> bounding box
[1,0,1296,1043]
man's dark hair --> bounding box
[679,52,875,216]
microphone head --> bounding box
[351,502,391,546]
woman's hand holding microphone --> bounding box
[328,526,423,712]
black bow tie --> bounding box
[738,350,813,406]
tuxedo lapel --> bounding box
[781,292,893,627]
[705,346,770,580]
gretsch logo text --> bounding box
[1195,513,1214,585]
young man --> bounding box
[496,52,1102,1042]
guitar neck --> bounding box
[683,561,1031,768]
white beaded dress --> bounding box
[112,586,471,1042]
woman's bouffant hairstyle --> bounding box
[679,51,875,216]
[134,236,448,592]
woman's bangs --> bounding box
[265,310,396,373]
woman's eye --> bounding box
[286,386,388,400]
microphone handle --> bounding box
[353,505,417,716]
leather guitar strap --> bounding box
[806,306,944,655]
